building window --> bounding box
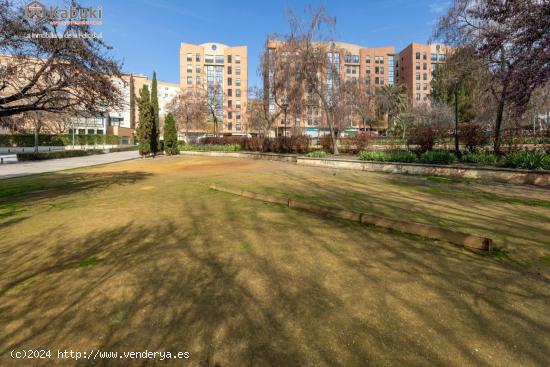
[416,52,420,60]
[186,53,192,62]
[96,129,103,135]
[439,54,446,61]
[416,93,421,101]
[196,53,201,62]
[375,56,384,64]
[228,111,232,119]
[431,53,437,61]
[187,64,192,73]
[366,67,371,74]
[375,76,379,84]
[196,76,201,84]
[227,55,232,63]
[380,66,384,74]
[236,67,241,75]
[187,76,192,84]
[235,55,241,64]
[430,64,437,74]
[228,77,232,86]
[423,52,427,60]
[416,83,421,90]
[423,63,427,70]
[215,55,224,63]
[236,112,241,120]
[228,122,233,130]
[205,54,214,63]
[416,73,420,80]
[228,89,232,97]
[236,89,241,97]
[423,83,428,91]
[423,73,427,80]
[228,100,232,108]
[236,123,241,131]
[236,100,241,109]
[236,78,241,87]
[387,55,395,85]
[416,62,420,70]
[227,66,232,74]
[196,65,201,73]
[366,56,371,64]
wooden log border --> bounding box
[209,183,493,252]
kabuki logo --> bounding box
[25,1,46,23]
[24,1,103,25]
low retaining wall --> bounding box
[209,183,493,252]
[297,157,550,187]
[180,151,550,187]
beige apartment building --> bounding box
[265,40,396,135]
[180,42,248,134]
[132,74,180,130]
[396,43,451,106]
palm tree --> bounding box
[376,84,408,129]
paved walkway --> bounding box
[0,151,140,179]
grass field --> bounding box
[1,155,549,366]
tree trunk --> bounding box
[493,85,507,155]
[454,88,460,157]
[34,125,39,153]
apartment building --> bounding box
[132,74,180,128]
[265,41,396,135]
[396,43,451,106]
[180,42,248,134]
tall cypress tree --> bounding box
[163,113,179,155]
[137,85,153,156]
[150,72,160,155]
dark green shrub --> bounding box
[503,151,550,170]
[461,152,498,165]
[358,150,416,163]
[459,123,489,152]
[180,144,241,152]
[407,125,437,153]
[306,150,328,158]
[419,150,456,165]
[319,134,334,153]
[108,146,139,153]
[16,149,104,161]
[243,136,263,151]
[341,133,372,154]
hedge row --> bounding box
[16,149,105,161]
[0,134,120,147]
[358,149,550,170]
[197,135,311,154]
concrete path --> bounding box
[0,151,140,179]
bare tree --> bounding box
[203,82,225,136]
[246,86,278,136]
[167,87,207,142]
[433,0,550,154]
[342,78,377,131]
[274,6,343,153]
[0,1,123,119]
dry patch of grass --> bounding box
[0,155,549,366]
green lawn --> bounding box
[1,155,549,366]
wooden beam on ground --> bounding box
[209,184,493,252]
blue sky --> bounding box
[96,0,449,88]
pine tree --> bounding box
[137,85,153,156]
[163,113,179,155]
[150,72,160,155]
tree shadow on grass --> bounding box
[0,188,549,366]
[0,171,152,232]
